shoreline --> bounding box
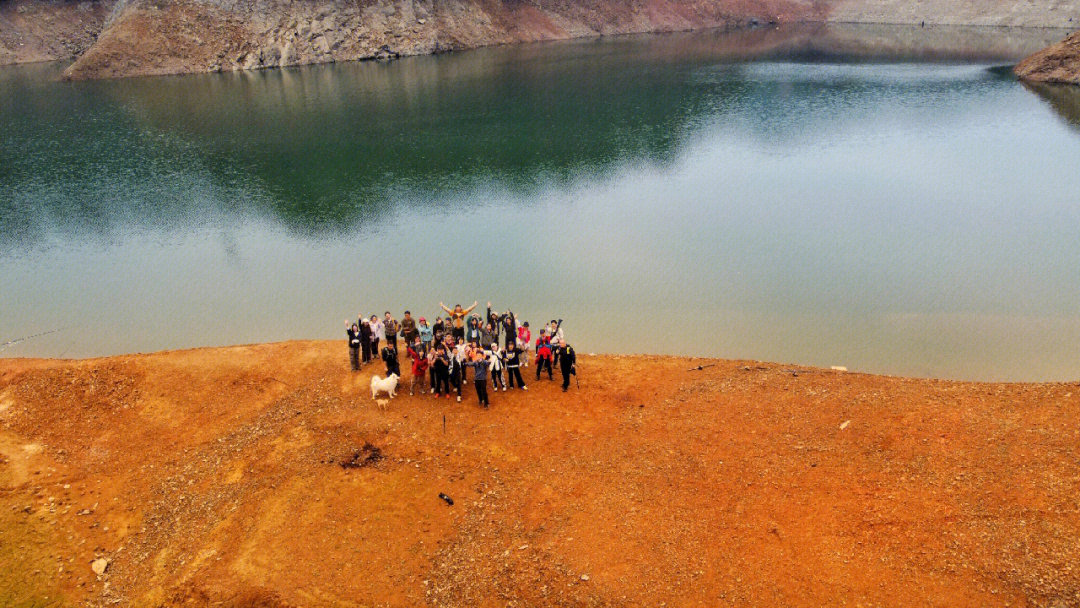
[2,340,1077,384]
[3,0,1079,79]
[2,339,1078,605]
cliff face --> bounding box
[1015,30,1080,85]
[59,0,815,80]
[1,0,1079,79]
[0,0,117,65]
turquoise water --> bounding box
[3,26,1080,380]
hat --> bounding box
[523,321,529,327]
[419,317,426,322]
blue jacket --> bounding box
[418,324,434,343]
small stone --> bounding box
[839,420,851,430]
[581,574,590,581]
[91,558,108,575]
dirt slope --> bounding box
[1016,30,1080,84]
[0,0,117,65]
[1,341,1079,606]
[59,0,814,80]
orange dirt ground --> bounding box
[1,341,1078,606]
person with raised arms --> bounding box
[346,322,362,371]
[440,301,478,343]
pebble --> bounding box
[91,557,109,575]
[581,574,590,581]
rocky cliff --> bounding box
[1015,30,1080,84]
[0,0,117,65]
[58,0,815,79]
[1,0,1079,79]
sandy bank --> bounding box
[1,341,1078,606]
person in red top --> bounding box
[407,337,429,396]
[534,330,554,381]
[516,321,531,367]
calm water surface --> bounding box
[3,25,1080,381]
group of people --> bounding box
[346,301,577,407]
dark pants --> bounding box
[349,346,360,370]
[536,357,553,380]
[361,342,371,363]
[474,380,489,407]
[561,365,573,390]
[508,366,525,388]
[453,327,465,341]
[371,338,380,357]
[434,366,450,395]
[492,367,505,389]
[429,366,437,390]
[385,358,400,378]
[450,369,463,397]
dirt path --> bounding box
[1,341,1078,606]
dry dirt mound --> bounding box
[1015,29,1080,85]
[1,341,1079,606]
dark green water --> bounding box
[3,25,1080,380]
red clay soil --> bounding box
[1,341,1079,606]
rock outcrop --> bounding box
[0,0,117,65]
[60,0,814,79]
[2,0,1079,79]
[1014,30,1080,85]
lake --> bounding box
[3,23,1079,381]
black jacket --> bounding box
[556,345,576,370]
[347,328,361,347]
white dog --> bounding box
[370,373,399,400]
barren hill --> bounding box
[2,342,1079,606]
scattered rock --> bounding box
[839,420,851,430]
[91,557,109,575]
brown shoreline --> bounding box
[2,340,1079,606]
[2,0,1079,79]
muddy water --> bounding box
[2,24,1079,381]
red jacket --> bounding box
[408,346,429,375]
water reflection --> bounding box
[2,25,1080,379]
[1024,81,1080,132]
[2,23,1072,243]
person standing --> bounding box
[547,320,564,344]
[489,343,506,391]
[555,339,576,392]
[448,339,465,402]
[502,311,518,350]
[407,338,429,396]
[505,341,527,390]
[346,322,362,371]
[359,317,373,364]
[381,341,401,377]
[432,345,451,398]
[384,312,399,351]
[535,331,554,381]
[466,316,483,346]
[516,321,531,367]
[418,317,434,349]
[440,301,478,342]
[466,349,490,408]
[369,314,384,357]
[400,310,418,345]
[433,317,446,345]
